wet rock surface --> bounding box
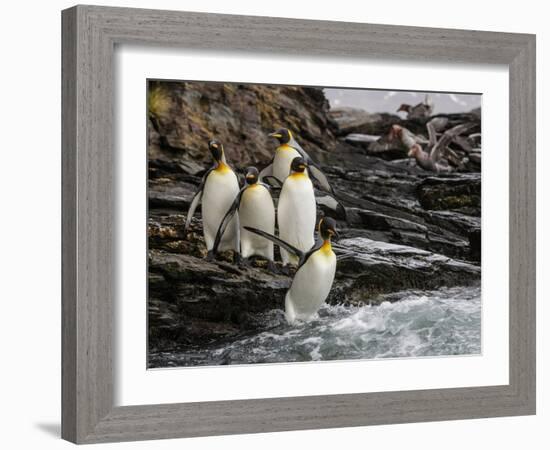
[148,212,480,354]
[147,82,482,364]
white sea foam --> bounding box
[153,285,481,366]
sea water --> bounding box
[150,284,481,367]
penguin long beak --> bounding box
[211,146,223,162]
[269,132,282,139]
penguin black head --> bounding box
[245,167,259,185]
[268,128,292,144]
[290,156,307,174]
[208,139,224,162]
[319,216,339,241]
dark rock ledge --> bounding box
[148,213,480,352]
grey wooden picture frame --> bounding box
[61,4,536,444]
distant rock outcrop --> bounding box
[148,81,338,169]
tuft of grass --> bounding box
[148,85,171,119]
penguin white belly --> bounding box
[202,168,240,252]
[285,247,336,323]
[273,146,302,181]
[239,185,275,259]
[278,175,316,266]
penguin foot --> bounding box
[240,259,252,269]
[234,253,244,266]
[267,260,279,274]
[280,265,292,276]
[205,250,216,262]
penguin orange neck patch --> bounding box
[320,240,332,254]
[277,144,294,152]
[215,162,231,173]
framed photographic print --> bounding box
[62,5,536,444]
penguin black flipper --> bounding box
[314,189,346,219]
[308,164,334,194]
[261,179,281,197]
[297,239,325,268]
[184,168,214,233]
[184,190,202,232]
[258,158,274,181]
[243,226,304,261]
[262,175,283,188]
[212,188,245,254]
[289,141,334,194]
[259,181,274,191]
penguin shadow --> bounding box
[214,253,290,276]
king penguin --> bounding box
[213,167,276,268]
[277,156,316,266]
[245,217,338,323]
[260,128,334,193]
[184,140,240,260]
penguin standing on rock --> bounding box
[184,140,240,260]
[277,156,316,266]
[213,167,276,268]
[245,217,339,323]
[260,128,334,193]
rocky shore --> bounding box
[147,81,482,362]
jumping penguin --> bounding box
[184,140,240,260]
[260,128,334,193]
[213,167,276,268]
[245,217,339,323]
[277,156,316,266]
